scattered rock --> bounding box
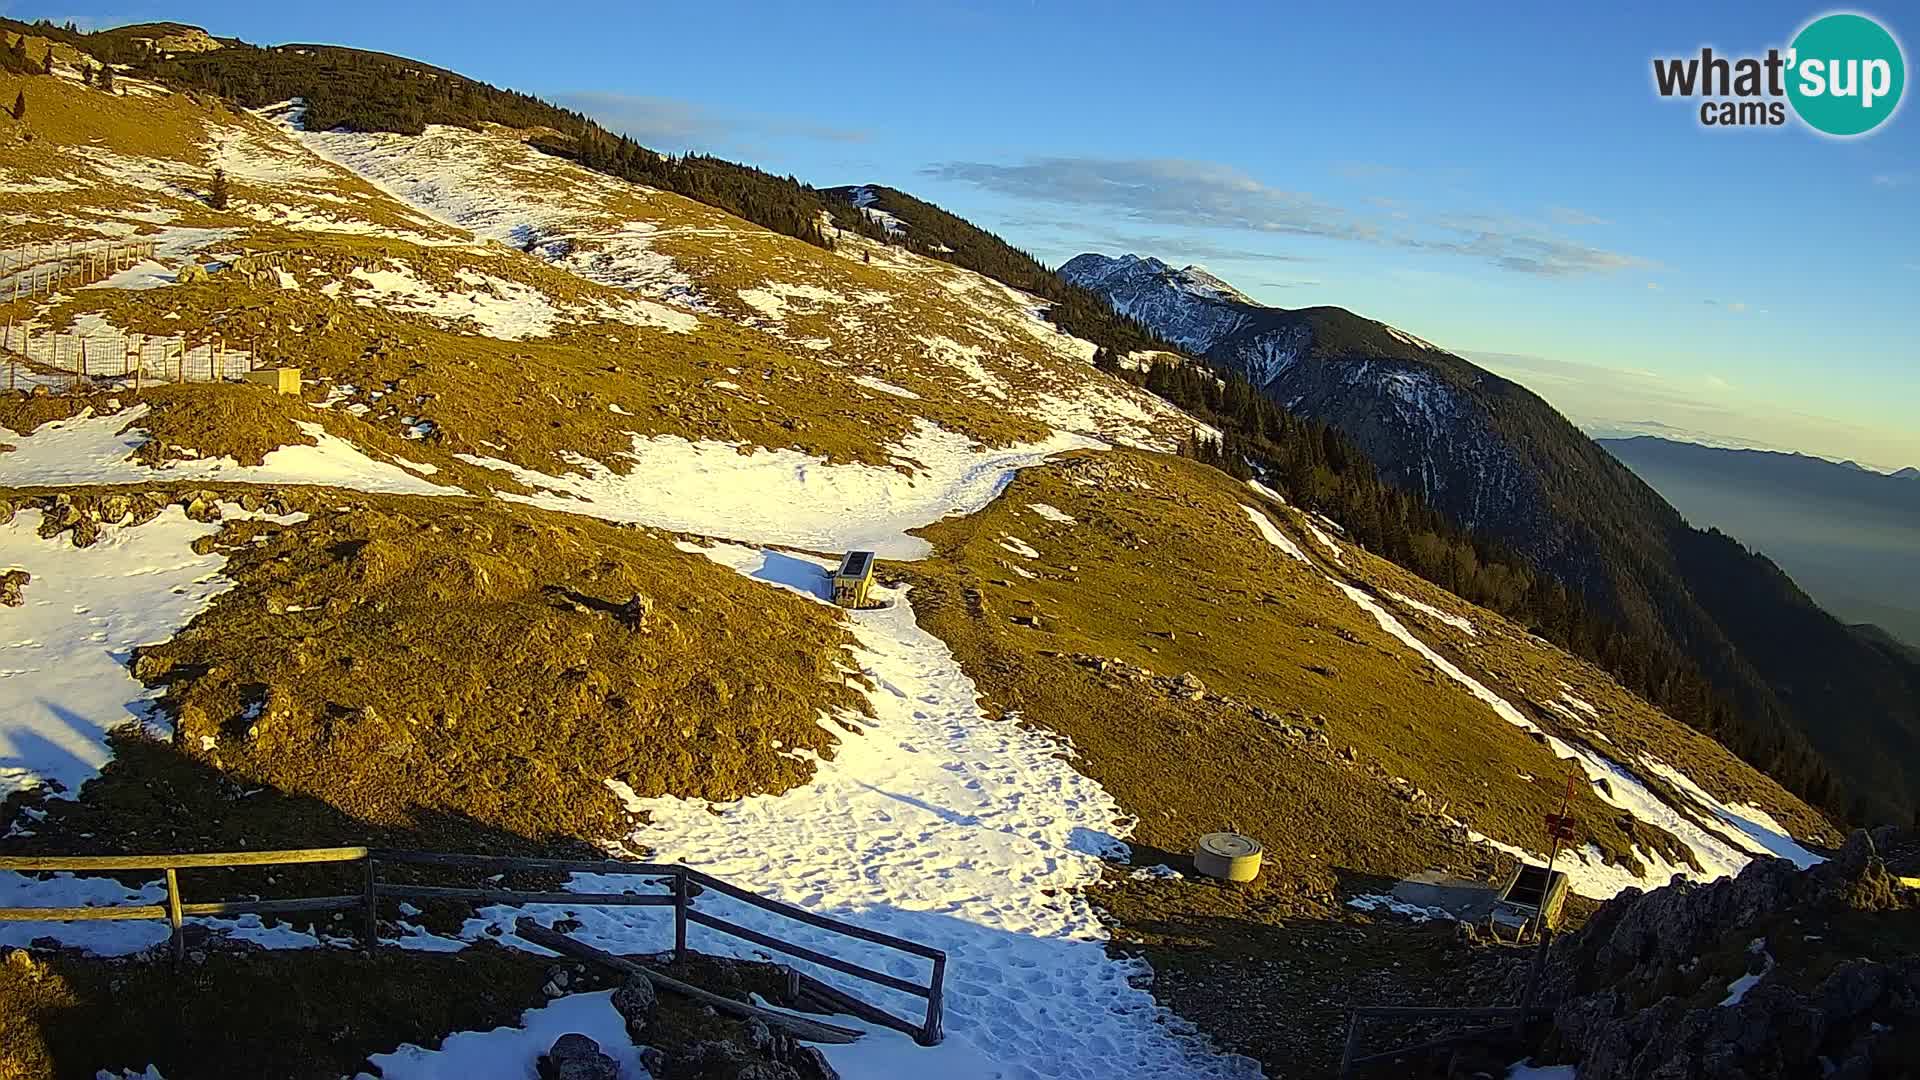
[1172,672,1207,700]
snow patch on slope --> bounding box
[457,420,1099,559]
[0,407,456,496]
[0,506,285,797]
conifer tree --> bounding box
[81,63,94,85]
[98,64,114,92]
[10,91,23,121]
[209,168,230,210]
[42,45,54,75]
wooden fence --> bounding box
[3,239,159,302]
[0,847,946,1046]
[1,321,255,390]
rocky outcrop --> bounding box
[656,1017,839,1080]
[1526,829,1919,1079]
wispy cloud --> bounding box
[923,155,1646,278]
[1549,206,1611,226]
[1871,171,1913,187]
[925,157,1369,241]
[554,91,869,150]
[988,212,1320,268]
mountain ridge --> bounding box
[1063,250,1920,825]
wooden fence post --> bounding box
[1338,1012,1362,1079]
[673,867,688,961]
[361,854,378,950]
[919,953,946,1046]
[165,867,185,969]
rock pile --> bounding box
[5,488,298,548]
[1524,827,1918,1079]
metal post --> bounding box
[165,867,185,969]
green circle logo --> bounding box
[1788,13,1906,136]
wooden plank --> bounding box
[178,895,361,917]
[683,867,945,960]
[513,918,864,1045]
[685,909,928,998]
[794,971,924,1044]
[1348,1006,1548,1020]
[369,850,678,878]
[375,884,673,907]
[1345,1024,1532,1071]
[0,905,169,921]
[0,847,368,872]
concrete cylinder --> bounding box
[1194,832,1263,882]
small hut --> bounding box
[832,551,877,609]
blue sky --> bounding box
[15,0,1919,468]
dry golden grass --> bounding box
[97,493,869,842]
[900,450,1816,898]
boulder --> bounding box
[538,1033,617,1080]
[127,494,166,526]
[69,515,101,548]
[0,569,28,607]
[611,974,657,1042]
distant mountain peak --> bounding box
[1061,252,1254,306]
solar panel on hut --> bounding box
[833,551,876,609]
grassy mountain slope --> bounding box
[0,22,1866,1078]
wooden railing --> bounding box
[0,847,946,1046]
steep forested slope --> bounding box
[1062,253,1920,824]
